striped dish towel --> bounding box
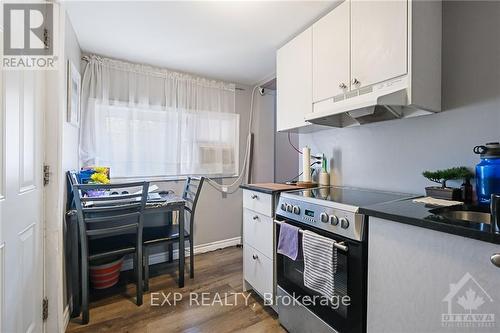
[302,230,338,301]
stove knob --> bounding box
[320,212,329,223]
[292,205,301,215]
[280,203,286,211]
[329,215,339,226]
[340,217,349,229]
[286,204,293,213]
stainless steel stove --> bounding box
[277,186,413,242]
[275,186,414,333]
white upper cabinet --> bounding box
[350,0,408,89]
[312,0,350,103]
[276,28,313,131]
[277,0,441,130]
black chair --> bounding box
[143,177,205,290]
[73,182,149,324]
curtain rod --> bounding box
[82,54,237,91]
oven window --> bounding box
[278,232,349,318]
[275,219,367,333]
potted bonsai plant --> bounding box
[422,167,474,201]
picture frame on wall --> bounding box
[67,60,81,127]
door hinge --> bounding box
[43,28,50,50]
[42,297,48,321]
[43,165,51,186]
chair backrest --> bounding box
[66,170,80,211]
[182,177,205,233]
[73,182,149,252]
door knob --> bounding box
[251,194,258,199]
[491,253,500,268]
[352,78,360,85]
[338,82,347,89]
[252,215,259,221]
[252,254,258,260]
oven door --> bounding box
[275,218,366,333]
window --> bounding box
[93,101,239,179]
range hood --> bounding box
[305,78,437,128]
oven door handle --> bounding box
[274,219,349,252]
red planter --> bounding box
[90,257,124,289]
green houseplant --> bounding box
[422,167,474,200]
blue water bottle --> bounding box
[474,142,500,205]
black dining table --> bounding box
[65,192,186,318]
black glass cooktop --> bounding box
[288,186,415,208]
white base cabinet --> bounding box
[367,217,500,333]
[242,189,275,304]
[243,244,273,301]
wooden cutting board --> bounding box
[246,183,310,191]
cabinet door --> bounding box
[243,244,273,298]
[243,209,273,259]
[351,0,407,88]
[312,1,350,102]
[276,28,312,131]
[368,217,500,333]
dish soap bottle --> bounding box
[319,154,330,186]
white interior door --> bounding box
[0,66,45,333]
[312,0,350,102]
[350,0,408,88]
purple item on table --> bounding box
[86,190,106,197]
[277,222,300,260]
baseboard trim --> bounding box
[121,236,242,271]
[62,304,70,332]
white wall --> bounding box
[298,1,500,195]
[251,90,276,183]
[251,89,300,184]
[61,11,82,324]
[62,17,81,175]
[43,6,82,333]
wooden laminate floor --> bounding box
[66,246,285,333]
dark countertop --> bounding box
[240,183,309,195]
[360,199,500,244]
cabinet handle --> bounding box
[491,253,500,268]
[338,82,347,89]
[251,194,258,199]
[252,254,258,260]
[352,78,360,85]
[253,215,259,221]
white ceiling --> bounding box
[64,1,338,85]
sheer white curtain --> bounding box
[80,55,238,178]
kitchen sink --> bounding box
[431,205,492,224]
[437,210,491,224]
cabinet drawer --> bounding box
[243,209,273,259]
[243,244,273,299]
[243,190,272,216]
